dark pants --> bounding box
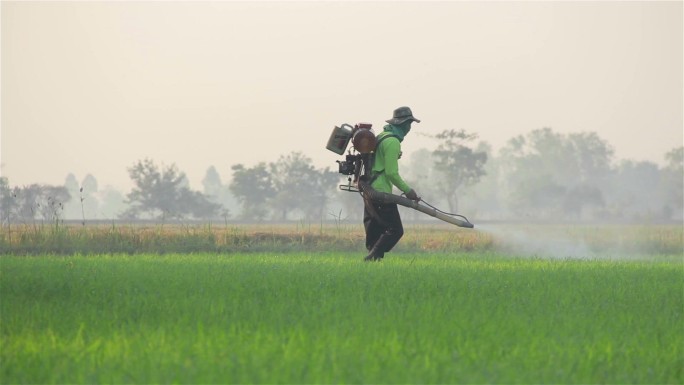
[363,202,404,253]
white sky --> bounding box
[2,1,682,191]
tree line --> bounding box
[1,127,682,224]
[413,128,682,222]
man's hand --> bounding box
[406,189,421,201]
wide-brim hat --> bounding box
[385,106,421,125]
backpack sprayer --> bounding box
[326,123,474,229]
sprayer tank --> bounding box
[326,124,354,155]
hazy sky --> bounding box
[2,1,682,191]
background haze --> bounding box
[2,1,682,191]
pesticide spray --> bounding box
[475,223,594,259]
[326,122,474,229]
[476,222,667,260]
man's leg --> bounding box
[364,203,404,261]
[375,203,404,253]
[363,203,384,252]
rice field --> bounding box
[0,224,682,383]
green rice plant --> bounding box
[1,253,682,384]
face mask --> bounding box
[402,121,412,135]
[384,122,412,141]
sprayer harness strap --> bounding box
[368,134,400,185]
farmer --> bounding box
[363,106,421,262]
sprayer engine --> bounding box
[336,154,359,175]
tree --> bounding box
[510,173,567,217]
[457,142,503,219]
[201,166,232,221]
[304,167,339,221]
[81,174,99,219]
[498,128,613,220]
[0,182,70,224]
[662,146,683,219]
[35,185,70,223]
[122,159,222,220]
[607,160,661,220]
[202,166,223,200]
[332,187,363,222]
[562,184,605,218]
[431,129,488,213]
[98,187,127,220]
[229,163,276,221]
[567,132,614,185]
[269,152,336,221]
[63,173,81,219]
[82,174,99,194]
[400,148,440,221]
[0,177,12,225]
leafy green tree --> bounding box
[229,163,276,221]
[499,128,613,219]
[122,159,221,220]
[269,152,337,221]
[431,129,488,213]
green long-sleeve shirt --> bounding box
[370,131,411,194]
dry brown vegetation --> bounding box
[0,222,681,257]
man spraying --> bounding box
[363,106,421,262]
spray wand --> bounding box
[357,179,474,228]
